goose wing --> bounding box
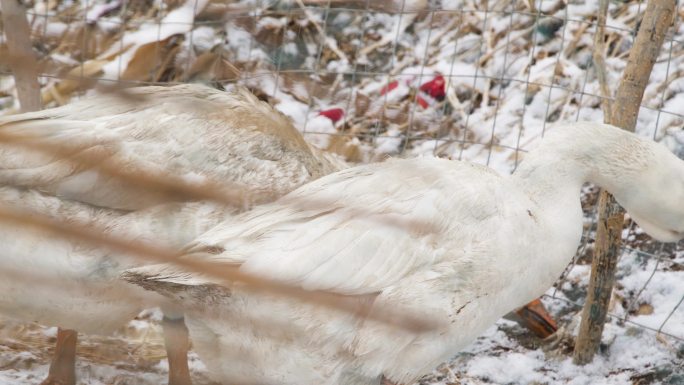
[130,157,511,297]
[0,84,337,209]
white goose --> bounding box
[0,83,343,385]
[126,122,684,385]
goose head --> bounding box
[612,140,684,242]
[517,122,684,244]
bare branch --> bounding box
[573,0,675,365]
[592,0,612,118]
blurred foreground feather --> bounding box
[0,129,436,231]
[0,129,273,209]
[0,203,437,333]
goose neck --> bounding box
[512,122,649,209]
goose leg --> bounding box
[162,315,192,385]
[514,298,558,338]
[381,376,399,385]
[40,328,77,385]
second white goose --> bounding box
[0,83,343,385]
[126,122,684,385]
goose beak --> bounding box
[513,299,558,338]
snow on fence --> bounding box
[1,0,684,381]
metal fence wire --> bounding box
[0,0,683,352]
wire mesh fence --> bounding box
[1,0,684,381]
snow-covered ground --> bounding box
[0,0,683,384]
[0,309,218,385]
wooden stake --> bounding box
[162,316,192,385]
[41,328,77,385]
[0,0,41,112]
[573,0,675,365]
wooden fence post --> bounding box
[572,0,675,365]
[1,0,41,112]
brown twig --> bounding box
[41,60,108,106]
[592,0,613,118]
[294,0,349,63]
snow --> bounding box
[101,0,211,81]
[302,114,338,149]
[85,1,122,24]
[467,350,548,384]
[428,306,683,384]
[0,314,218,385]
